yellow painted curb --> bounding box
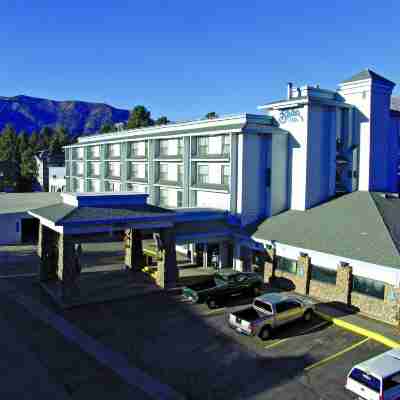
[316,311,400,349]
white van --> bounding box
[346,348,400,400]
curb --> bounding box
[315,310,400,349]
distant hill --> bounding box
[0,95,129,135]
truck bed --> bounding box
[231,307,264,322]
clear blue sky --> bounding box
[1,1,399,121]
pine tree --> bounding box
[205,112,218,119]
[155,116,170,125]
[0,124,18,162]
[126,106,154,129]
[49,127,69,155]
[16,131,29,163]
[19,147,38,192]
[29,131,39,152]
[38,127,54,150]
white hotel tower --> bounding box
[65,69,399,222]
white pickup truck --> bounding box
[228,292,315,340]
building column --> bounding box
[156,228,178,289]
[296,252,311,295]
[336,261,353,305]
[124,229,145,270]
[202,244,209,268]
[264,246,276,284]
[57,234,78,298]
[189,243,196,264]
[38,223,58,282]
[219,241,230,269]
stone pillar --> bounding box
[195,244,203,267]
[264,246,276,284]
[38,224,58,282]
[124,229,145,270]
[241,246,252,272]
[156,228,178,289]
[296,252,311,295]
[202,244,209,268]
[219,241,230,269]
[57,234,78,298]
[336,261,353,305]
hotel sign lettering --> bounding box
[278,109,303,124]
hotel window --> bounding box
[222,165,230,187]
[177,164,183,184]
[159,188,169,207]
[159,163,168,181]
[126,183,147,193]
[89,145,100,159]
[198,137,209,156]
[77,162,84,176]
[276,257,298,275]
[197,165,209,185]
[106,162,120,178]
[159,140,169,156]
[177,139,183,156]
[107,143,120,158]
[88,162,100,177]
[129,163,147,181]
[222,135,231,155]
[104,181,120,192]
[129,141,146,158]
[311,265,337,285]
[352,276,385,299]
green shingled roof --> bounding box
[0,193,62,215]
[253,192,400,269]
[29,203,173,225]
[342,69,395,86]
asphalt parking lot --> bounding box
[0,245,390,400]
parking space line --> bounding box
[304,337,369,372]
[264,321,331,350]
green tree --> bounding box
[155,116,170,125]
[205,112,218,119]
[49,127,69,155]
[38,126,54,150]
[126,106,153,129]
[0,124,18,162]
[18,147,38,192]
[101,123,114,133]
[16,131,29,164]
[29,131,39,152]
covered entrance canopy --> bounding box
[29,192,233,305]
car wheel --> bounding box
[303,309,313,322]
[259,326,271,341]
[206,298,218,309]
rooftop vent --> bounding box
[287,82,293,99]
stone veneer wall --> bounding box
[264,250,399,325]
[351,285,400,325]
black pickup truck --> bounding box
[182,271,263,309]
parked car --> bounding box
[346,348,400,400]
[228,292,315,340]
[182,271,263,309]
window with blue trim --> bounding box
[276,257,298,275]
[352,275,385,299]
[311,265,337,285]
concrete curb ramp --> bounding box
[316,311,400,349]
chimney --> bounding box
[287,82,293,99]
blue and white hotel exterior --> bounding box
[62,70,400,324]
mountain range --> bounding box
[0,95,130,135]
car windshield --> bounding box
[349,368,381,393]
[254,300,273,314]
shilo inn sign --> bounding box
[278,109,304,124]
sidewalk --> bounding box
[316,302,400,348]
[0,314,70,400]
